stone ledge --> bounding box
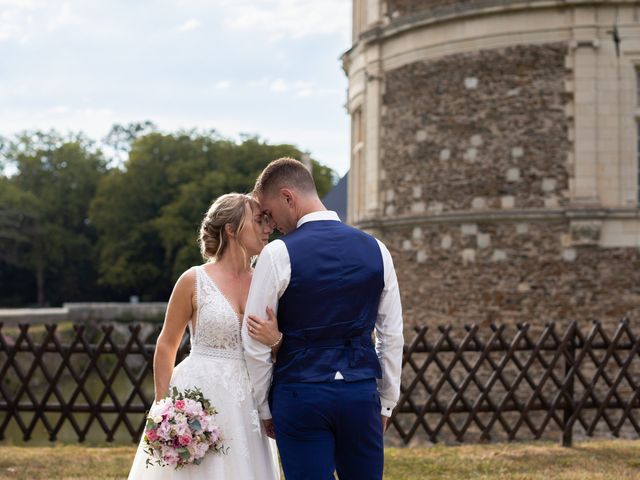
[0,303,168,324]
[357,0,637,47]
[355,207,640,229]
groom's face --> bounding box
[259,189,296,235]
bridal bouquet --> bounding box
[143,387,226,469]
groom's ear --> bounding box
[280,188,295,207]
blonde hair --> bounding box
[198,193,254,263]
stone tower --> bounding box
[343,0,640,329]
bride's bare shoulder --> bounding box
[172,266,198,295]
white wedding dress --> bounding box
[128,265,280,479]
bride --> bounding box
[128,193,281,479]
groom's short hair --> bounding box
[253,157,317,198]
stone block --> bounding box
[506,168,521,182]
[470,134,484,147]
[570,220,602,246]
[385,205,396,216]
[562,248,577,262]
[411,201,426,214]
[465,77,478,90]
[461,224,478,236]
[463,148,477,162]
[428,202,444,214]
[472,197,487,209]
[386,189,395,202]
[462,249,476,264]
[544,197,559,208]
[477,233,491,249]
[492,249,507,262]
[501,196,515,209]
[542,178,557,192]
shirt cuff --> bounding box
[380,397,396,417]
[258,403,272,420]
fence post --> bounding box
[562,321,576,447]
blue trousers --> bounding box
[270,379,384,480]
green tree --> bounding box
[90,131,336,299]
[0,131,106,305]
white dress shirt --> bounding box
[242,210,404,419]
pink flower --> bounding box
[194,442,210,458]
[143,388,225,469]
[157,421,172,440]
[184,399,203,416]
[145,428,158,442]
[162,447,180,466]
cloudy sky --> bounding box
[0,0,352,175]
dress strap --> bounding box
[189,265,202,343]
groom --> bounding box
[242,158,404,479]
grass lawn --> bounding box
[0,439,638,479]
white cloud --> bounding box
[222,0,350,42]
[293,81,314,97]
[0,0,82,42]
[47,2,80,32]
[269,78,288,93]
[0,0,352,174]
[0,105,117,139]
[213,80,231,90]
[0,0,39,6]
[0,2,36,42]
[262,78,340,98]
[248,77,270,88]
[176,18,201,33]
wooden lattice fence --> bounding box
[0,320,638,446]
[392,319,640,446]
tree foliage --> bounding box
[0,128,337,305]
[0,132,106,305]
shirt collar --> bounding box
[296,210,340,228]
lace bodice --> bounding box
[131,267,278,479]
[189,265,243,355]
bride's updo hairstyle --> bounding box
[198,193,253,263]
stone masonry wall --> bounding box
[380,43,571,218]
[384,0,549,21]
[385,218,640,445]
[384,221,640,334]
[378,42,640,334]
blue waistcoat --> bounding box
[272,219,385,384]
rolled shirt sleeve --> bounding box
[241,240,290,420]
[375,239,405,417]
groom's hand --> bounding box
[262,419,276,439]
[381,416,389,434]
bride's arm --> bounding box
[247,307,283,357]
[153,269,195,402]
